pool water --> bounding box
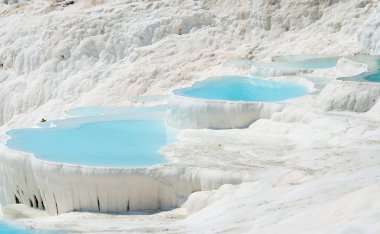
[231,57,338,69]
[133,95,169,103]
[7,108,176,167]
[66,106,112,117]
[174,76,309,102]
[231,55,380,71]
[272,55,337,62]
[363,72,380,82]
[0,221,56,234]
[66,105,167,118]
[339,71,380,83]
[0,222,30,234]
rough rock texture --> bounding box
[315,80,380,112]
[0,0,378,127]
[0,0,380,233]
[0,146,246,215]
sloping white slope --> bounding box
[1,0,380,233]
[0,146,245,215]
[7,103,380,233]
[0,0,378,128]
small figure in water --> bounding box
[41,118,47,122]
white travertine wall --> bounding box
[167,95,284,129]
[357,5,380,55]
[0,0,378,127]
[315,80,380,112]
[0,0,380,220]
[0,146,246,215]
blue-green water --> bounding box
[66,106,112,117]
[0,221,57,234]
[0,222,30,234]
[39,105,167,129]
[233,55,380,70]
[231,57,338,69]
[363,72,380,82]
[175,76,309,102]
[363,71,380,82]
[7,113,176,167]
[272,55,337,62]
[339,71,380,83]
[66,105,167,118]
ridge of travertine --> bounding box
[0,0,378,127]
[0,0,380,233]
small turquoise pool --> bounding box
[66,105,167,118]
[174,76,309,102]
[0,221,56,234]
[272,55,335,62]
[0,222,30,234]
[339,71,380,83]
[231,57,339,69]
[364,72,380,82]
[7,107,176,167]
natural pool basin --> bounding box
[0,222,31,234]
[174,76,309,102]
[363,72,380,82]
[232,55,380,71]
[66,105,167,118]
[7,107,175,167]
[0,221,56,234]
[231,56,339,69]
[168,76,310,129]
[272,55,338,62]
[340,71,380,83]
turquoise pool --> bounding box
[339,71,380,83]
[0,222,30,234]
[231,57,339,69]
[66,105,167,118]
[233,55,380,70]
[0,221,56,234]
[272,55,336,62]
[364,72,380,82]
[7,107,176,167]
[174,76,309,102]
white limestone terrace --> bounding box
[0,0,380,233]
[3,78,380,233]
[167,76,314,129]
[0,0,379,128]
[0,144,247,215]
[167,94,285,129]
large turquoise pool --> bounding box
[174,76,309,102]
[7,107,176,167]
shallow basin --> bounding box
[168,76,310,129]
[0,221,55,234]
[339,71,380,83]
[231,57,339,69]
[7,107,175,167]
[174,76,309,102]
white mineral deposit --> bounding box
[0,0,379,233]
